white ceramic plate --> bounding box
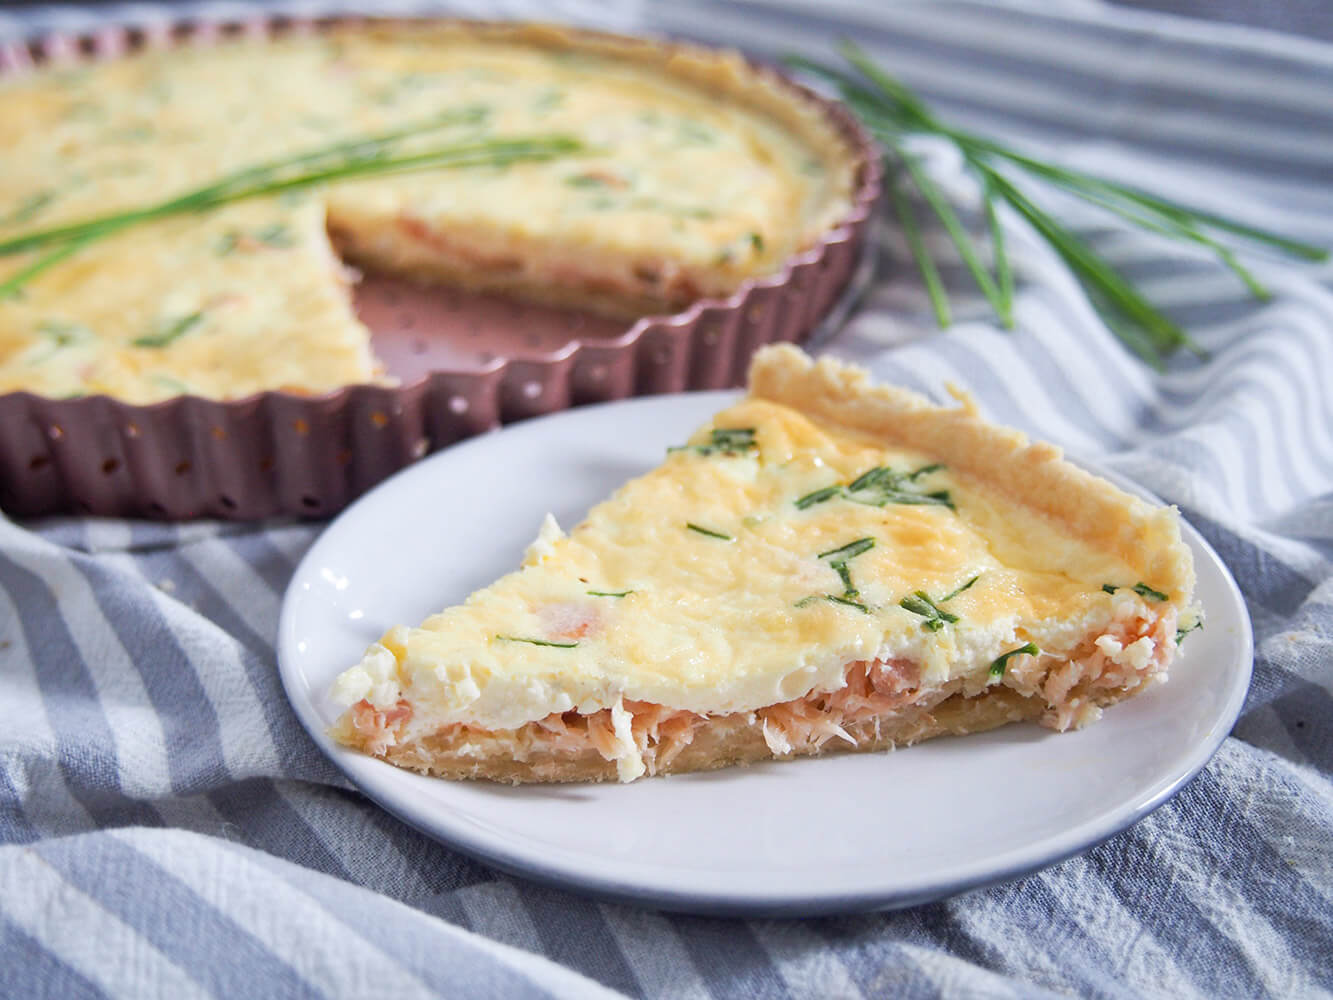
[278,391,1253,916]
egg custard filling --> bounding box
[0,23,856,403]
[329,347,1202,783]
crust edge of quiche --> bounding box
[748,345,1196,605]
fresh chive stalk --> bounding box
[1,110,493,256]
[0,118,578,298]
[785,40,1328,368]
[586,589,633,598]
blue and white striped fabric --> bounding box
[3,1,1332,996]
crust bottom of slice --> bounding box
[333,685,1059,785]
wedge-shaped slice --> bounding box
[329,346,1201,783]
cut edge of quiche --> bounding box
[328,345,1201,783]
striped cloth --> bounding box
[3,1,1332,996]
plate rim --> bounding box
[277,389,1254,916]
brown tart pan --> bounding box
[0,16,884,521]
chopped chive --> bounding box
[150,373,191,394]
[495,635,579,648]
[848,466,891,492]
[255,222,293,248]
[795,485,842,510]
[3,191,55,227]
[989,642,1039,678]
[749,232,765,252]
[1176,620,1203,644]
[825,595,870,613]
[796,593,870,613]
[133,311,203,349]
[913,591,959,623]
[215,223,293,256]
[586,589,633,598]
[27,320,94,366]
[922,490,956,510]
[669,427,757,457]
[709,428,756,451]
[678,120,716,145]
[940,575,980,602]
[899,588,962,631]
[898,594,936,618]
[533,89,565,111]
[899,591,958,631]
[818,537,875,562]
[845,464,954,510]
[686,522,732,541]
[1102,584,1119,594]
[906,463,944,480]
[1133,582,1169,602]
[832,562,857,597]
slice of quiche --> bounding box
[329,346,1201,783]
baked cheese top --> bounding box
[332,386,1189,736]
[0,24,855,402]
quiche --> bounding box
[0,22,857,403]
[329,346,1202,783]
